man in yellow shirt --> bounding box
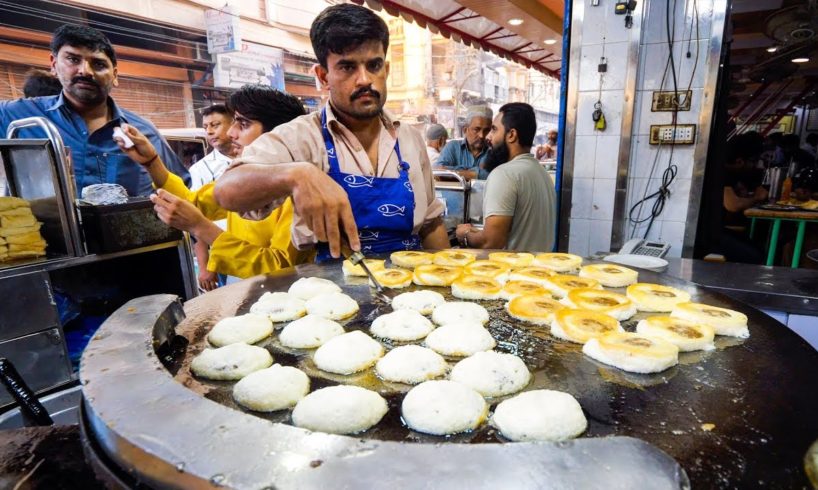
[116,85,311,280]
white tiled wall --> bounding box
[623,0,715,258]
[567,0,717,259]
[568,1,640,257]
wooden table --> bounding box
[745,207,818,267]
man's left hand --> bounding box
[455,223,473,242]
[150,189,208,234]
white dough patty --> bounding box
[279,314,345,349]
[371,310,435,341]
[313,330,384,374]
[450,351,531,397]
[288,277,342,300]
[232,364,310,412]
[375,345,448,384]
[305,292,359,320]
[431,301,489,326]
[292,385,387,434]
[207,313,273,347]
[391,290,446,315]
[249,292,306,322]
[424,322,496,357]
[491,390,587,442]
[190,343,273,380]
[402,380,487,435]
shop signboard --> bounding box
[214,42,286,90]
[205,6,242,54]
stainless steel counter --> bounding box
[661,258,817,316]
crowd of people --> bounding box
[0,5,560,292]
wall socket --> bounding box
[651,90,692,111]
[649,124,696,145]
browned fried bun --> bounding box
[561,288,636,321]
[505,294,565,326]
[670,302,749,338]
[451,275,502,300]
[433,250,478,267]
[390,250,434,269]
[579,264,638,287]
[508,267,556,286]
[499,281,549,300]
[542,275,602,299]
[488,252,535,268]
[370,268,414,289]
[464,260,512,282]
[626,283,691,312]
[412,264,463,286]
[551,309,623,344]
[532,253,583,272]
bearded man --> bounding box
[455,102,557,251]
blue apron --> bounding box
[317,108,420,260]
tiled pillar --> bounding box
[564,0,724,258]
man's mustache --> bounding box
[72,76,99,87]
[351,88,380,101]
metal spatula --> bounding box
[342,247,391,304]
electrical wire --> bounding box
[628,0,686,239]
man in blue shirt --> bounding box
[0,24,188,197]
[435,106,493,180]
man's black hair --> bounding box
[50,24,117,66]
[498,102,536,148]
[310,4,389,68]
[22,69,63,97]
[201,104,231,118]
[226,85,306,133]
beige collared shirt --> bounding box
[228,104,444,249]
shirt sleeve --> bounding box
[206,200,314,277]
[483,170,517,218]
[225,122,321,221]
[435,141,459,169]
[141,119,190,187]
[160,175,227,222]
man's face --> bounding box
[548,130,558,143]
[227,111,264,151]
[484,113,510,173]
[203,112,235,155]
[50,45,117,106]
[464,117,491,151]
[316,40,389,121]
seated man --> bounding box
[0,24,188,196]
[435,107,492,180]
[117,85,311,280]
[455,102,557,251]
[425,123,448,165]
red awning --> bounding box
[352,0,563,79]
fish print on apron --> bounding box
[317,108,420,260]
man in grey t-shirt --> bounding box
[455,103,557,251]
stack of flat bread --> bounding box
[0,197,46,261]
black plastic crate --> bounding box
[78,198,182,254]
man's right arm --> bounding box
[215,161,360,258]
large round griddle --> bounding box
[81,259,818,488]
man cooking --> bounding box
[435,107,493,180]
[0,24,188,196]
[214,4,448,259]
